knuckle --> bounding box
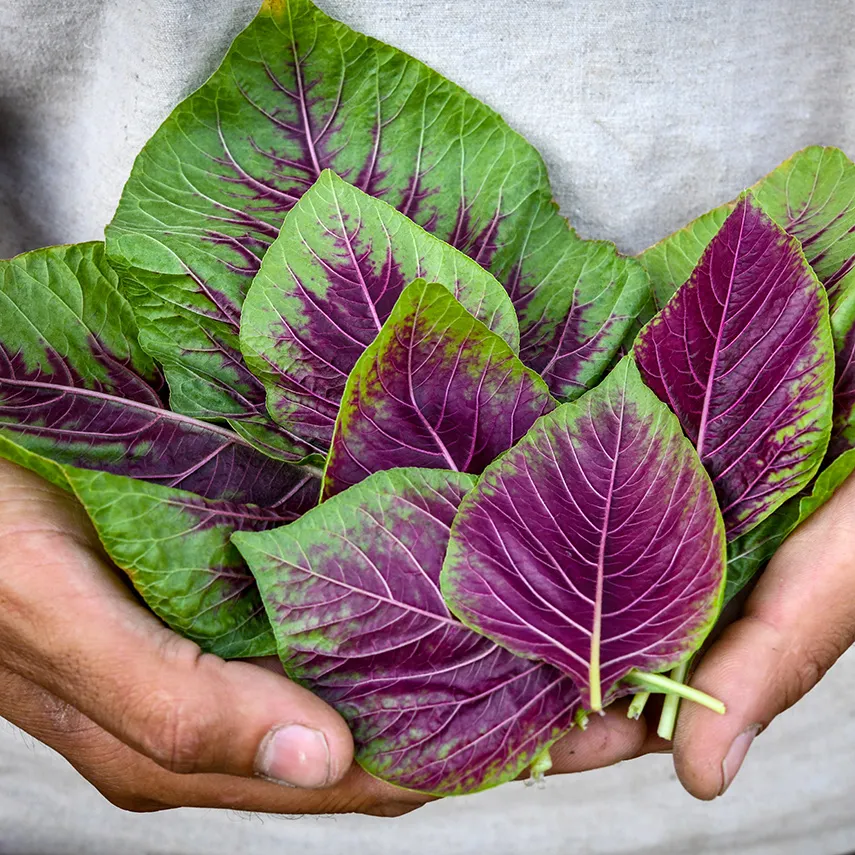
[96,784,167,814]
[135,693,218,774]
[784,637,847,710]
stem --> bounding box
[627,691,651,720]
[625,669,726,716]
[657,661,690,740]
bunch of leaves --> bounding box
[2,0,854,797]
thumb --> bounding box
[0,515,354,789]
[673,474,855,800]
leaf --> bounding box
[752,147,855,461]
[321,280,555,498]
[440,358,725,711]
[753,147,855,302]
[725,447,855,602]
[0,244,318,506]
[637,203,735,316]
[65,468,306,658]
[232,468,580,796]
[106,0,646,428]
[1,243,162,400]
[634,195,835,538]
[118,270,323,463]
[240,171,519,448]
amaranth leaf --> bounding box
[725,447,855,602]
[441,358,725,711]
[65,468,309,657]
[634,195,834,537]
[0,244,318,506]
[233,468,581,796]
[106,0,646,432]
[240,171,518,448]
[322,280,555,498]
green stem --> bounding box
[625,669,726,715]
[627,691,651,720]
[657,660,690,740]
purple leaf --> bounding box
[0,243,319,507]
[440,358,725,711]
[233,468,581,796]
[634,196,835,537]
[240,171,518,449]
[322,280,555,499]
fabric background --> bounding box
[1,1,855,852]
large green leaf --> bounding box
[637,203,734,315]
[64,468,312,658]
[615,203,733,356]
[240,171,518,449]
[106,0,646,446]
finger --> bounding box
[547,702,650,775]
[0,464,354,787]
[0,664,427,817]
[673,471,855,800]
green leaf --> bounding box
[614,203,733,357]
[240,171,518,448]
[64,468,295,658]
[0,242,321,503]
[106,0,646,438]
[0,433,70,491]
[753,146,855,301]
[0,242,161,398]
[637,202,734,313]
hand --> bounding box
[0,460,651,815]
[673,469,855,799]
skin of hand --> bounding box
[674,469,855,799]
[0,458,655,816]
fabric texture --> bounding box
[2,0,855,258]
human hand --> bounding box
[673,469,855,799]
[0,459,651,815]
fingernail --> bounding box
[255,724,331,789]
[719,723,761,796]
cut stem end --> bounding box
[625,669,725,717]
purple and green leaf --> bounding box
[614,203,734,359]
[725,447,855,603]
[240,171,519,449]
[634,195,834,538]
[65,468,310,658]
[0,243,319,506]
[232,468,581,796]
[322,280,555,498]
[440,358,726,711]
[752,147,855,461]
[637,203,735,319]
[116,270,321,464]
[106,0,647,435]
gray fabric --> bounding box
[2,1,855,852]
[3,0,855,257]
